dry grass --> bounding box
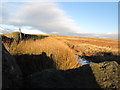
[2,32,119,66]
[2,32,119,56]
[56,37,119,56]
[55,37,119,64]
[3,37,80,70]
[2,32,119,88]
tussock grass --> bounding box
[62,39,119,56]
[74,43,118,56]
[2,32,119,56]
[60,38,119,64]
[2,32,119,70]
[3,37,80,70]
[2,32,119,88]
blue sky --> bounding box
[58,2,118,33]
[0,2,118,39]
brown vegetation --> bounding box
[2,32,119,88]
[2,35,80,76]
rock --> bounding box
[25,61,120,88]
[25,65,100,88]
[2,44,22,88]
[90,61,120,89]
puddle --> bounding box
[78,58,90,65]
[75,55,92,65]
[78,57,92,65]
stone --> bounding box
[25,61,120,88]
[2,44,22,88]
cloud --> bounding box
[51,32,59,34]
[0,25,46,34]
[0,4,2,24]
[0,17,2,24]
[0,26,15,33]
[4,2,80,34]
[72,32,118,39]
[1,2,118,39]
[0,24,118,39]
[2,0,119,2]
[19,26,46,34]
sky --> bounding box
[59,2,118,33]
[0,1,119,39]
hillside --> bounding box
[2,32,120,88]
[2,32,119,63]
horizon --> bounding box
[1,31,118,40]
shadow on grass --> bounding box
[13,52,56,77]
[23,34,49,41]
[25,64,101,88]
[12,52,101,88]
[5,51,102,88]
[82,52,120,64]
[2,35,14,45]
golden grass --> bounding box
[2,32,119,66]
[57,37,119,56]
[3,37,80,70]
[2,32,119,56]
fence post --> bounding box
[19,28,22,40]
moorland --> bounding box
[2,32,120,88]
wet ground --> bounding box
[78,57,92,65]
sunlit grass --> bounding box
[3,37,80,70]
[61,38,119,56]
[2,32,119,70]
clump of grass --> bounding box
[4,37,80,70]
[12,32,22,42]
[63,40,119,56]
[62,39,119,64]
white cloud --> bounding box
[0,26,14,33]
[1,2,118,39]
[5,2,80,34]
[20,26,46,34]
[0,24,46,34]
[51,32,59,34]
[72,32,118,39]
[2,0,119,2]
[0,17,2,24]
[0,4,2,24]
